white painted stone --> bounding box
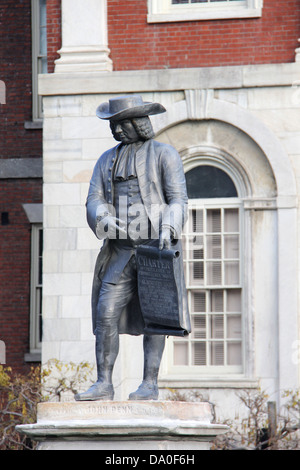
[55,0,112,73]
[43,206,60,229]
[61,295,90,319]
[43,161,63,184]
[42,296,61,319]
[43,96,83,118]
[44,183,81,206]
[44,228,77,251]
[59,205,86,229]
[82,138,115,160]
[43,250,61,274]
[43,139,82,162]
[248,86,300,110]
[81,272,95,296]
[43,319,81,342]
[63,160,94,184]
[39,63,300,97]
[80,318,94,341]
[43,273,81,297]
[62,250,95,274]
[43,118,62,140]
[62,116,108,140]
[60,340,95,364]
[77,227,101,250]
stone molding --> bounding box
[17,401,228,450]
[55,0,112,73]
[39,62,300,96]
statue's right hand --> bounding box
[96,215,127,239]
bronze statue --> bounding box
[75,95,190,402]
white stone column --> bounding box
[55,0,112,73]
[296,39,300,62]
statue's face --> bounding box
[110,119,139,144]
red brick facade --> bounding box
[0,0,42,158]
[0,0,42,372]
[46,0,61,74]
[0,181,42,372]
[107,0,300,71]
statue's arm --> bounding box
[160,146,188,240]
[86,157,126,240]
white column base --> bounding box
[55,46,113,73]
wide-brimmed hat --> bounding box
[96,94,166,121]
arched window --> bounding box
[185,165,238,199]
[171,163,243,375]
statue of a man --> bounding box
[75,95,190,402]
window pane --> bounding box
[207,261,222,284]
[227,342,242,366]
[211,342,224,365]
[224,234,239,259]
[227,289,241,312]
[174,342,189,365]
[227,315,241,339]
[192,209,203,232]
[224,208,239,232]
[211,290,223,312]
[192,315,206,338]
[225,261,239,285]
[193,291,206,311]
[207,234,222,259]
[185,166,238,199]
[193,342,206,365]
[210,315,224,339]
[207,209,221,233]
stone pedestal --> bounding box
[17,401,228,451]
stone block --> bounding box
[17,401,228,451]
[63,160,94,183]
[43,273,81,296]
[44,183,81,206]
[43,319,81,342]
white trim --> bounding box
[31,0,47,121]
[55,0,112,73]
[29,224,43,354]
[147,0,262,23]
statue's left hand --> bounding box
[159,225,173,250]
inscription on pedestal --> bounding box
[37,401,213,423]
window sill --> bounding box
[147,8,262,23]
[159,377,259,389]
[24,120,43,130]
[24,352,41,363]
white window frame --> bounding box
[165,197,245,378]
[147,0,263,23]
[31,0,47,122]
[29,224,43,355]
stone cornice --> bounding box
[39,62,300,97]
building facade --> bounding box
[6,0,300,420]
[0,0,45,372]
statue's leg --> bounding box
[75,265,137,401]
[129,334,165,400]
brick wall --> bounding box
[107,0,300,71]
[0,1,43,373]
[47,0,61,74]
[0,179,42,372]
[0,0,42,158]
